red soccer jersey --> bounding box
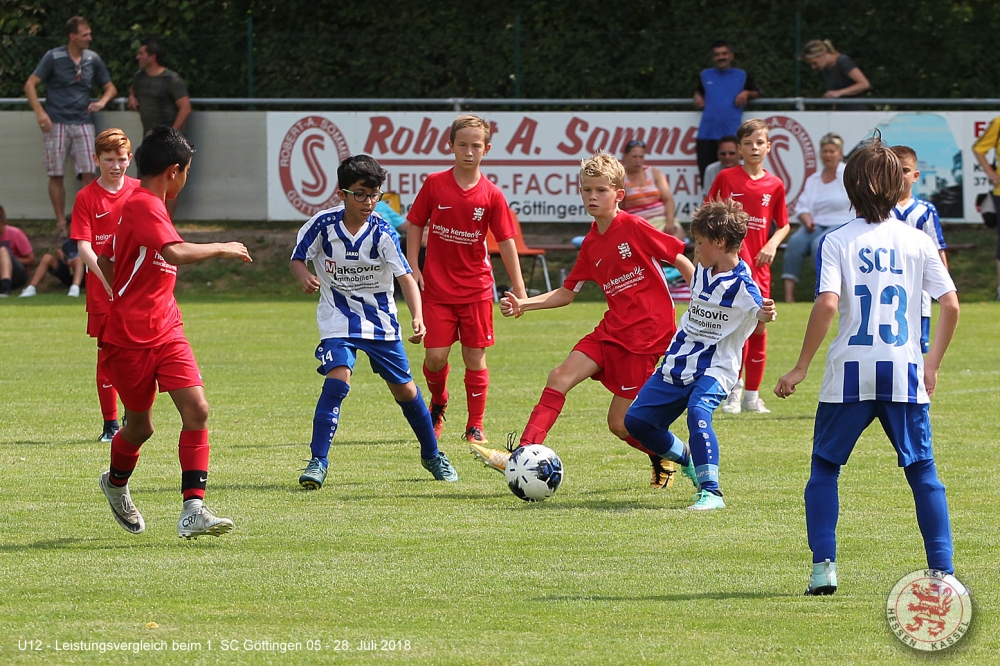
[707,166,789,267]
[71,176,140,317]
[406,169,515,304]
[564,211,686,355]
[100,188,186,348]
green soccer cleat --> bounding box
[804,559,838,596]
[298,458,328,490]
[421,451,459,482]
[687,489,726,511]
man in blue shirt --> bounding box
[24,16,116,237]
[693,41,760,183]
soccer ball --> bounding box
[505,444,564,502]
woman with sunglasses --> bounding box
[621,140,685,241]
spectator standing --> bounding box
[24,16,116,238]
[700,135,741,199]
[0,206,37,297]
[693,40,760,181]
[621,139,683,240]
[801,40,871,102]
[781,133,851,302]
[129,38,191,219]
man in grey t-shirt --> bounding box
[24,16,117,237]
[128,38,191,218]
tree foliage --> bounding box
[2,0,998,103]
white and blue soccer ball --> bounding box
[505,444,564,502]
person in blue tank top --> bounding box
[693,40,760,182]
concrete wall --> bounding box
[0,111,267,222]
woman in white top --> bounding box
[781,133,852,302]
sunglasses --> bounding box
[625,140,646,150]
[74,62,82,81]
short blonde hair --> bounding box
[450,114,491,144]
[95,128,132,156]
[579,152,625,190]
[801,39,838,60]
[820,132,843,150]
[736,118,769,144]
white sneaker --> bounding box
[721,380,743,414]
[742,395,771,413]
[68,284,80,297]
[99,472,145,534]
[19,285,37,298]
[178,499,234,539]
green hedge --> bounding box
[3,1,999,103]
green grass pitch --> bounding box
[1,297,997,664]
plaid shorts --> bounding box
[43,123,97,177]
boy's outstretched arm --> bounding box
[501,286,576,318]
[924,291,959,397]
[161,241,252,266]
[756,298,777,323]
[672,253,695,285]
[290,259,320,294]
[774,291,838,398]
[396,273,426,344]
[496,238,527,300]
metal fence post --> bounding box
[247,16,255,102]
[794,11,801,97]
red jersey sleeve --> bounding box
[641,222,686,265]
[406,182,431,228]
[134,203,184,252]
[70,188,94,243]
[563,241,593,291]
[772,180,790,228]
[486,188,516,243]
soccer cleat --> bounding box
[687,489,726,511]
[99,420,120,443]
[99,472,145,534]
[650,456,676,489]
[68,284,80,297]
[430,402,447,440]
[722,380,743,414]
[462,425,489,444]
[469,431,518,473]
[298,458,328,490]
[19,285,37,298]
[741,396,771,414]
[804,559,838,596]
[421,451,460,482]
[177,501,234,539]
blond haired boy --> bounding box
[471,152,695,489]
[406,114,527,445]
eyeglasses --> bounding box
[625,140,646,150]
[74,63,82,81]
[342,189,383,203]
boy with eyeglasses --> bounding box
[291,154,459,489]
[406,115,527,445]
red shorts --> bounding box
[423,298,495,349]
[573,332,660,399]
[100,338,203,412]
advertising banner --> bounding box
[267,111,999,223]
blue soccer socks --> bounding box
[310,377,350,466]
[905,459,954,574]
[805,454,841,563]
[398,387,439,460]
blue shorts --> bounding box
[813,401,933,468]
[315,338,413,385]
[627,372,728,431]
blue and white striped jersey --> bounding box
[816,217,955,404]
[892,198,947,318]
[291,206,411,341]
[656,260,763,391]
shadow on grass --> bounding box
[534,591,795,602]
[0,537,160,551]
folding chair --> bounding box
[486,209,552,301]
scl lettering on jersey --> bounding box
[858,247,904,275]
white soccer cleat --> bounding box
[742,396,771,414]
[99,472,145,534]
[19,285,37,298]
[178,500,234,539]
[721,380,743,414]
